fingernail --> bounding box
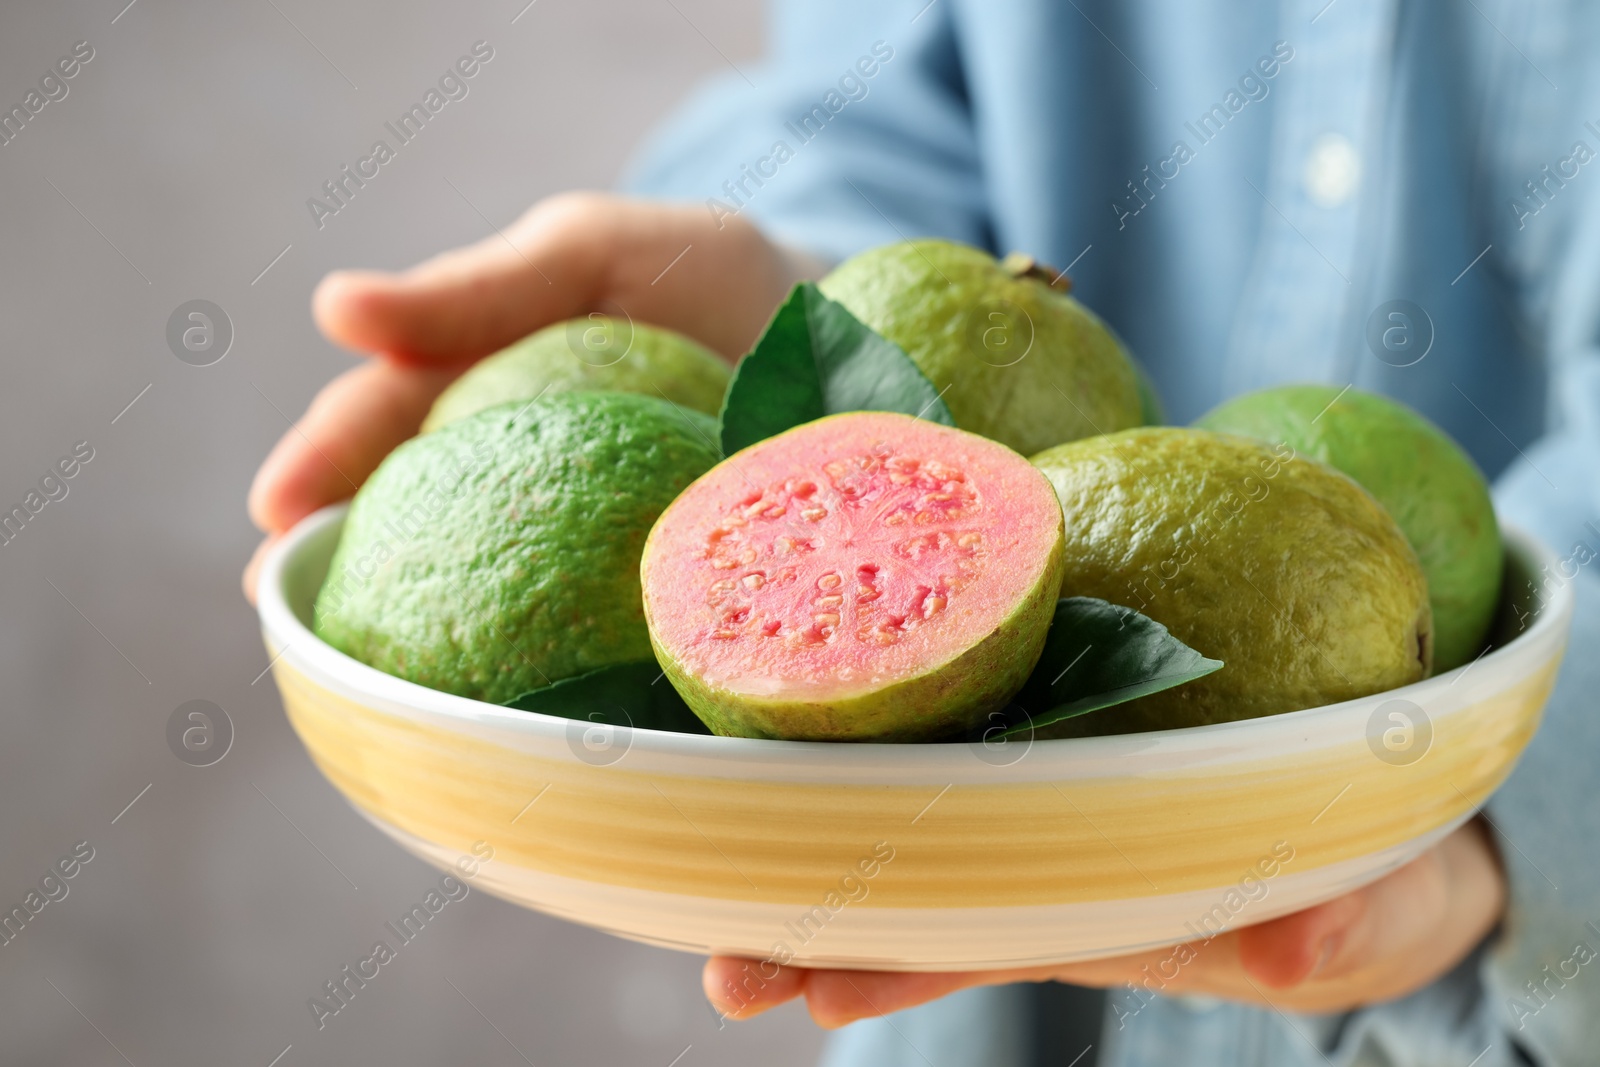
[1308,933,1342,979]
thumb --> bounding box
[312,192,610,364]
[1235,887,1369,988]
[1237,821,1498,991]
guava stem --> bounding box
[1000,251,1072,293]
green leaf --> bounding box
[997,598,1223,737]
[718,282,955,455]
[503,661,712,735]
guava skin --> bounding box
[642,412,1067,742]
[422,317,731,433]
[315,392,722,704]
[1197,385,1501,671]
[1031,427,1433,734]
[817,240,1144,456]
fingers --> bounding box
[1301,819,1502,989]
[1235,889,1367,988]
[248,359,463,535]
[702,824,1506,1028]
[1235,819,1503,1009]
[312,194,607,364]
[311,192,813,366]
[703,956,806,1020]
[581,203,826,359]
[703,956,993,1029]
[796,969,989,1029]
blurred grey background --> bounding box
[0,1,827,1063]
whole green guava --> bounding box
[1031,427,1433,733]
[423,316,730,433]
[817,240,1144,455]
[1197,385,1501,671]
[315,392,722,704]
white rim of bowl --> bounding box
[256,503,1574,777]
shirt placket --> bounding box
[1222,0,1400,399]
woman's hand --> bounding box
[704,818,1504,1028]
[243,192,817,601]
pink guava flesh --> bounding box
[641,412,1065,741]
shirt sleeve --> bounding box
[1474,357,1600,1066]
[621,0,992,264]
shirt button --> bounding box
[1175,994,1223,1013]
[1303,133,1361,207]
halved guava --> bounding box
[641,412,1065,741]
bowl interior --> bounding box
[282,511,344,628]
[1487,530,1543,647]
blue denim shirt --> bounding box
[625,2,1600,1063]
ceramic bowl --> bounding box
[257,505,1572,971]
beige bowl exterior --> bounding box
[259,506,1570,971]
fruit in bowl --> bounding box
[1030,426,1433,733]
[422,316,730,433]
[254,240,1571,968]
[1198,384,1502,671]
[314,390,721,705]
[642,411,1066,742]
[817,240,1148,455]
